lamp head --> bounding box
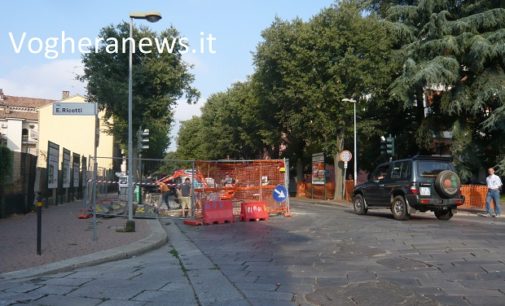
[342,98,356,103]
[145,13,162,23]
[129,11,162,23]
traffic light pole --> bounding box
[138,128,149,205]
[386,134,395,159]
[353,101,357,186]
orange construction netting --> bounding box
[193,160,288,216]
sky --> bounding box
[0,0,336,151]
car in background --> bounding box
[352,155,465,220]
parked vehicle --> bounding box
[352,155,465,220]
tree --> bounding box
[199,81,265,160]
[253,1,397,198]
[175,81,267,160]
[80,22,199,159]
[368,0,418,17]
[176,116,206,159]
[386,0,505,178]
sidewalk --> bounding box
[0,199,162,276]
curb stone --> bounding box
[0,219,167,281]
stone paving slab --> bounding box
[27,295,103,306]
[164,220,247,305]
[0,244,196,306]
[1,219,167,281]
[0,199,151,275]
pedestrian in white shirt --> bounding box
[484,167,502,217]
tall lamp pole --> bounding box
[343,98,357,186]
[127,12,161,226]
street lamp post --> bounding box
[127,12,161,227]
[343,98,357,186]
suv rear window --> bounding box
[391,161,411,180]
[417,161,453,177]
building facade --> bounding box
[0,89,54,156]
[37,92,116,179]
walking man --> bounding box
[180,178,192,218]
[158,181,170,209]
[485,167,502,217]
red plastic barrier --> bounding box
[203,200,234,225]
[241,201,269,222]
[184,219,203,226]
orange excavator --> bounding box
[157,169,207,187]
[156,169,236,200]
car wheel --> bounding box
[353,194,368,215]
[434,209,453,220]
[391,196,410,220]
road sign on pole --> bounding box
[273,185,288,203]
[339,150,352,200]
[53,102,97,116]
[339,150,352,163]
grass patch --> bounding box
[209,264,220,271]
[170,248,188,275]
[170,248,179,258]
[181,266,189,274]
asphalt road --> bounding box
[1,200,504,306]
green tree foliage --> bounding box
[173,0,504,182]
[253,1,397,174]
[368,0,418,17]
[386,0,505,177]
[176,116,206,159]
[174,0,397,182]
[202,82,266,159]
[80,22,199,158]
[176,81,266,160]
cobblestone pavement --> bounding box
[179,200,505,306]
[1,200,505,305]
[0,243,198,306]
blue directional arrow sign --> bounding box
[273,185,288,203]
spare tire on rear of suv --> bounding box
[435,170,461,198]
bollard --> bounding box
[36,194,44,255]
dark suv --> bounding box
[352,156,465,220]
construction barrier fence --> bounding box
[296,181,490,212]
[296,180,354,201]
[193,160,289,217]
[459,185,488,211]
[86,157,290,221]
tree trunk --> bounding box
[333,135,345,201]
[296,158,304,183]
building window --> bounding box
[22,128,28,142]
